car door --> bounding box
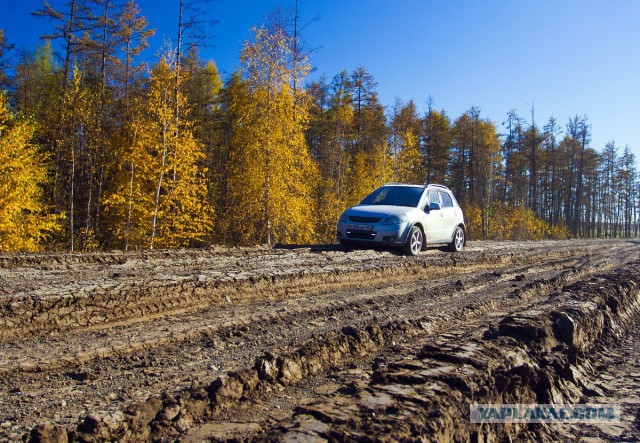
[438,190,459,241]
[421,190,447,242]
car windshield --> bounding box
[360,186,424,207]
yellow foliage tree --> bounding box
[224,25,319,246]
[462,202,482,240]
[312,77,356,242]
[315,178,342,242]
[104,53,213,249]
[391,99,423,184]
[0,93,62,251]
[396,130,423,184]
[464,201,570,241]
[344,143,394,206]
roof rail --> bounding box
[383,182,424,186]
[423,182,450,190]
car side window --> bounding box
[429,191,440,206]
[440,191,454,208]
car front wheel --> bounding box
[403,226,423,256]
[447,226,465,252]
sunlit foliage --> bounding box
[0,93,62,251]
[104,53,213,249]
[224,25,318,245]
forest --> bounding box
[0,0,638,252]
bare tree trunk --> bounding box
[172,0,184,182]
[94,0,111,236]
[125,127,139,251]
[265,83,272,246]
[529,106,538,215]
[70,135,76,252]
[85,167,93,235]
[151,121,169,249]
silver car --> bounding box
[336,183,466,256]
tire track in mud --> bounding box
[0,240,638,441]
[65,256,640,442]
[180,250,640,442]
[0,253,587,375]
[0,241,616,342]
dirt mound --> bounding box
[262,264,640,441]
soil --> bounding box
[1,239,639,442]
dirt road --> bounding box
[1,239,639,442]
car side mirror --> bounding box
[429,202,441,211]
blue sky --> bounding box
[2,0,639,159]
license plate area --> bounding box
[348,223,372,231]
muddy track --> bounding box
[1,240,626,342]
[259,263,640,442]
[0,239,638,441]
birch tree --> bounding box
[224,24,318,245]
[104,51,212,249]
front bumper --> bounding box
[336,222,410,245]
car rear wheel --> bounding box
[403,226,423,256]
[447,226,464,252]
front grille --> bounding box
[349,216,381,223]
[347,231,376,240]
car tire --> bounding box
[403,226,423,256]
[447,226,465,252]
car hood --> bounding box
[345,205,418,219]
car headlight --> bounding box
[383,214,408,225]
